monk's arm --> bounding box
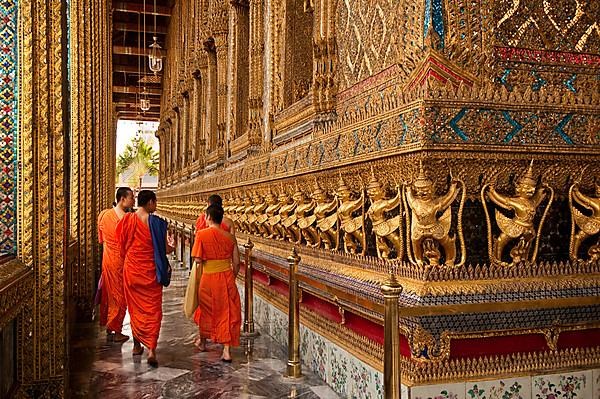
[232,245,240,277]
[166,232,175,254]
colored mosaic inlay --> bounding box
[0,0,17,254]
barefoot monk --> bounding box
[98,187,135,342]
[117,190,174,367]
[192,204,241,362]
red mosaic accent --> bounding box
[494,46,600,67]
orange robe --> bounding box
[196,213,230,232]
[117,213,162,350]
[193,214,231,324]
[98,209,127,333]
[192,227,241,346]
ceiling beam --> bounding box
[112,2,171,16]
[115,100,161,107]
[113,86,162,95]
[113,64,162,74]
[113,22,168,34]
[116,114,161,122]
[113,45,161,56]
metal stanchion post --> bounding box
[381,273,403,399]
[242,238,259,338]
[285,247,302,378]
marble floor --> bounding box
[70,266,339,399]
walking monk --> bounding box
[192,204,241,362]
[117,190,174,367]
[193,194,235,345]
[195,194,236,234]
[98,187,135,342]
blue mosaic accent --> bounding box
[424,0,445,48]
[497,69,512,90]
[531,70,547,91]
[399,115,409,145]
[563,74,577,93]
[554,114,575,145]
[0,0,17,254]
[501,111,523,143]
[449,108,469,141]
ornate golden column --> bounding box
[381,274,403,399]
[248,0,264,149]
[285,248,302,378]
[181,92,190,169]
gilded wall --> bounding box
[157,0,600,389]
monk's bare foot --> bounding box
[132,338,144,356]
[221,345,232,362]
[147,349,158,368]
[194,337,207,351]
[113,332,130,343]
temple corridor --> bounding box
[68,265,339,399]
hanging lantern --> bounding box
[149,36,163,74]
[140,90,151,112]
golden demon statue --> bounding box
[258,190,281,238]
[249,192,267,235]
[312,183,338,250]
[294,185,319,246]
[482,161,553,265]
[277,188,298,241]
[366,168,403,260]
[238,194,254,233]
[336,175,366,255]
[569,177,600,262]
[404,162,465,267]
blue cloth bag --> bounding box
[149,214,171,287]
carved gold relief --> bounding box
[569,175,600,262]
[482,161,554,266]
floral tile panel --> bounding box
[412,382,466,399]
[467,377,530,399]
[532,370,593,399]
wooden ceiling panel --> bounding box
[111,0,171,121]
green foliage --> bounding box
[116,137,159,186]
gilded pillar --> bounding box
[17,0,72,393]
[215,33,228,160]
[181,93,190,169]
[227,0,250,156]
[190,74,200,166]
[248,0,264,148]
[172,109,180,173]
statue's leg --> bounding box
[413,238,423,265]
[441,236,456,266]
[572,231,588,260]
[495,233,509,262]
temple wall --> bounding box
[158,0,600,394]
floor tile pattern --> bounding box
[70,267,339,398]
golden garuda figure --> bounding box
[227,195,241,230]
[336,174,366,255]
[569,177,600,261]
[258,190,281,238]
[249,192,267,235]
[294,185,319,246]
[312,183,338,250]
[482,161,553,265]
[404,162,465,267]
[238,194,254,233]
[276,188,298,241]
[366,168,403,260]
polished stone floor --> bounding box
[70,266,339,399]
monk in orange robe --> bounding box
[195,194,236,233]
[98,187,134,342]
[192,204,241,362]
[117,190,174,367]
[193,194,235,345]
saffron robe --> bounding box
[193,214,231,325]
[192,227,241,346]
[98,209,127,333]
[195,213,230,232]
[117,213,162,350]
